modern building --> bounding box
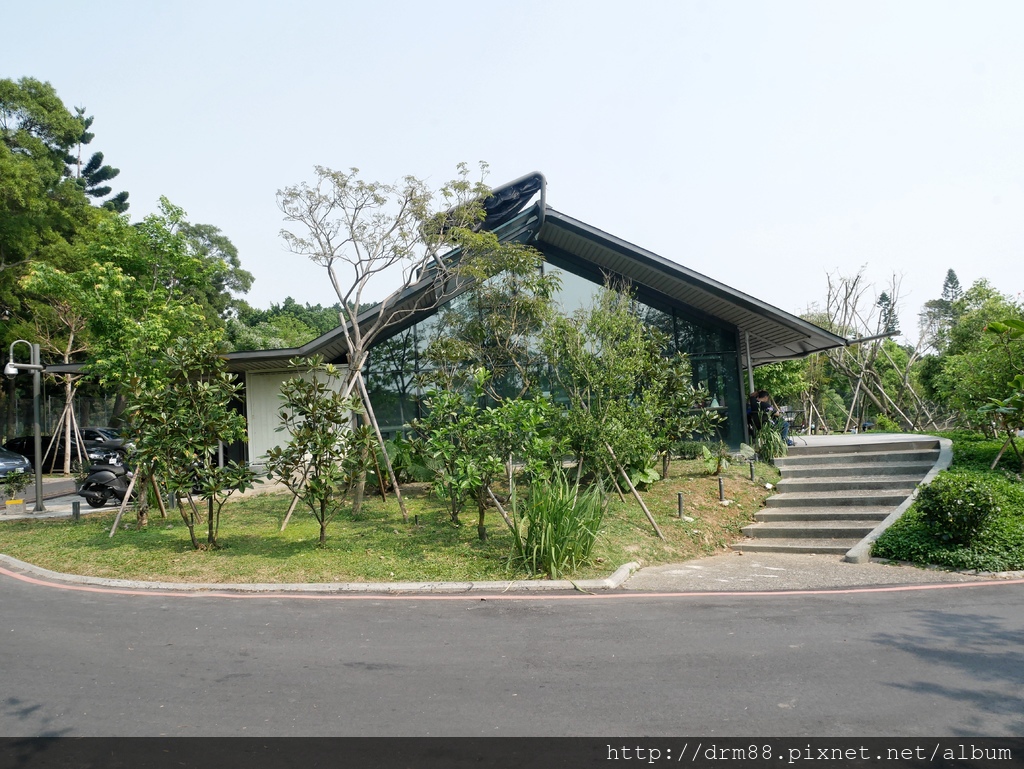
[226,173,846,464]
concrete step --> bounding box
[730,538,861,555]
[785,439,940,456]
[775,476,922,494]
[765,489,910,508]
[754,508,891,522]
[779,461,935,479]
[741,521,879,538]
[776,449,939,468]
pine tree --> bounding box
[876,291,899,335]
[941,269,962,303]
[65,106,129,212]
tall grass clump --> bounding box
[510,474,605,579]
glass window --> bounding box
[366,257,746,445]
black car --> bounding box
[4,435,119,470]
[81,427,126,447]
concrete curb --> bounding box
[0,554,641,595]
[844,436,952,564]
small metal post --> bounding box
[718,477,725,501]
[72,501,80,521]
[749,460,755,482]
[677,492,684,518]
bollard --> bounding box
[72,501,80,522]
[677,492,684,518]
[718,476,725,501]
[749,460,755,482]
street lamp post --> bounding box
[5,341,45,513]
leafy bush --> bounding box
[915,471,1000,545]
[1,470,29,500]
[751,424,788,461]
[701,443,731,475]
[413,371,565,539]
[381,433,433,485]
[676,441,706,460]
[939,431,1008,473]
[873,414,902,432]
[873,468,1024,571]
[510,474,605,579]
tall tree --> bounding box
[65,107,129,213]
[0,78,107,436]
[0,77,94,275]
[276,163,527,520]
[919,268,964,355]
[876,291,899,335]
[941,269,962,303]
[178,221,253,319]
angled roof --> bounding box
[225,174,845,373]
[536,209,846,365]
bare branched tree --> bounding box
[816,268,940,432]
[277,163,525,520]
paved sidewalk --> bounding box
[622,551,1015,592]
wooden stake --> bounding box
[107,470,140,538]
[485,485,515,532]
[355,372,408,522]
[150,474,168,519]
[280,477,305,531]
[604,441,665,540]
[600,456,627,503]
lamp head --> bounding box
[4,362,18,378]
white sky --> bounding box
[6,1,1023,345]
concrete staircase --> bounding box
[732,438,941,555]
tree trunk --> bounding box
[355,372,408,522]
[207,496,217,548]
[476,491,487,541]
[179,499,200,550]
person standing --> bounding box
[750,390,793,446]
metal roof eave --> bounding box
[224,201,546,374]
[536,209,846,364]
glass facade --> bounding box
[365,258,745,446]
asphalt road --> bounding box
[1,567,1022,738]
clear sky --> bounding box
[5,1,1023,345]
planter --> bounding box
[4,499,26,515]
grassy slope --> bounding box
[0,459,778,583]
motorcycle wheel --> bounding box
[82,485,109,508]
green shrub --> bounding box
[873,434,1024,571]
[872,503,1024,572]
[676,441,706,460]
[915,472,1000,545]
[510,474,605,579]
[873,414,902,432]
[1,470,29,500]
[751,424,788,461]
[701,442,731,475]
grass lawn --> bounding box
[0,458,778,583]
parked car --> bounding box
[0,446,32,477]
[4,435,120,470]
[81,427,125,446]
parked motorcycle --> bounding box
[78,453,134,508]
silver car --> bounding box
[0,447,32,476]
